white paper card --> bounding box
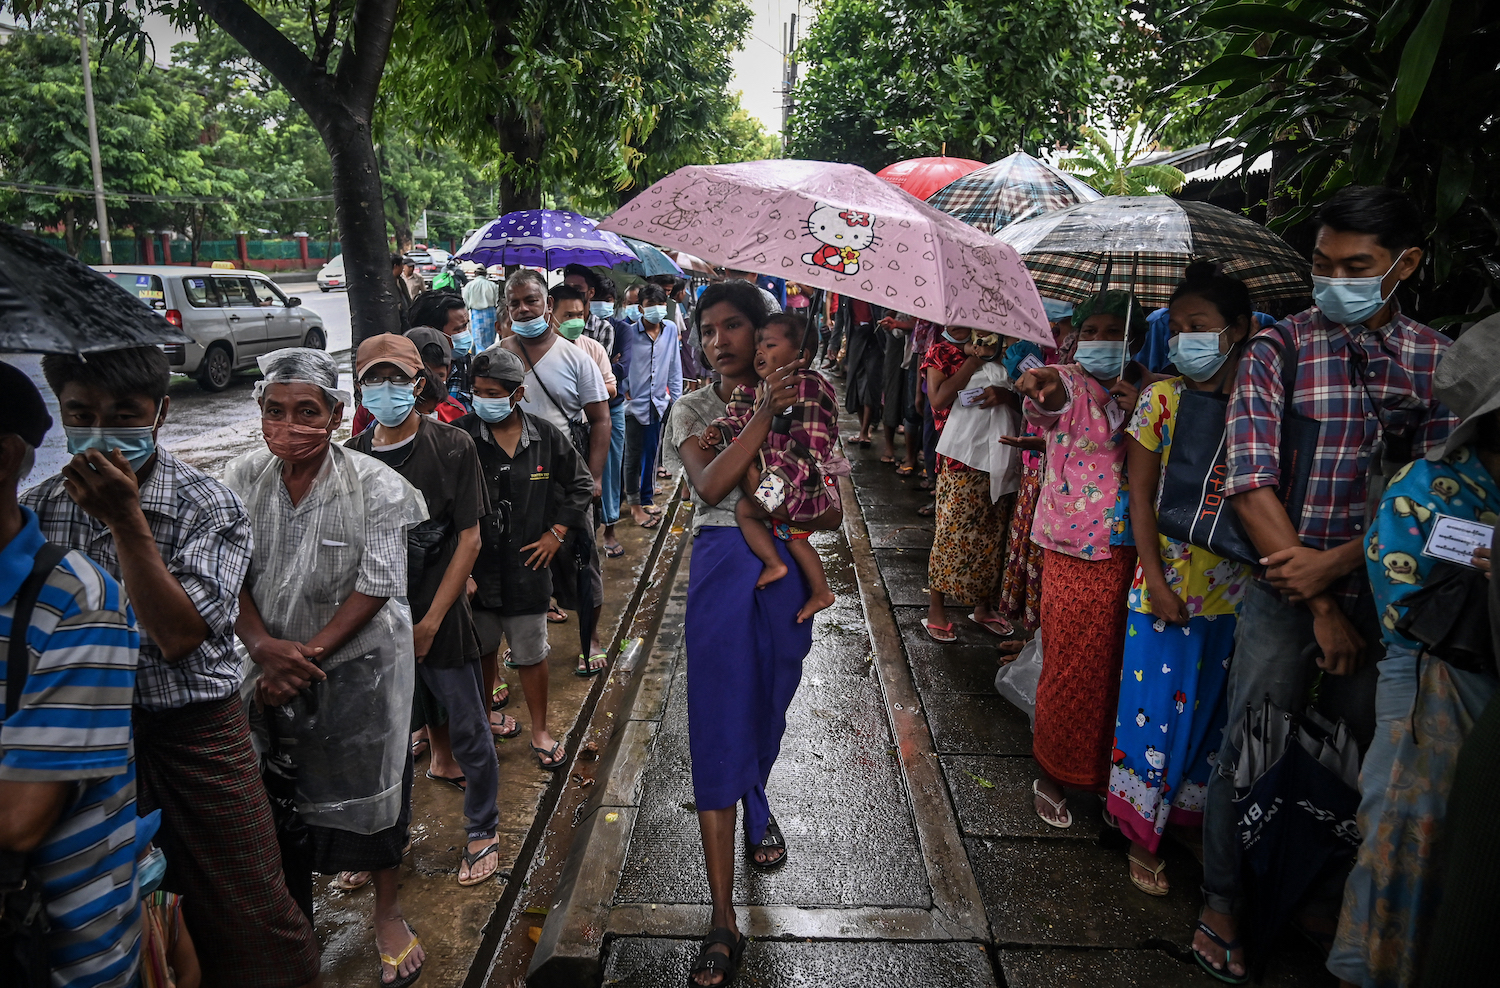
[958,387,985,406]
[1421,515,1494,568]
[1017,353,1044,374]
[1105,400,1127,434]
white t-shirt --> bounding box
[572,334,617,398]
[518,338,608,432]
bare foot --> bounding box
[756,559,789,589]
[796,588,835,623]
[375,916,424,985]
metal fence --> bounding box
[41,237,341,265]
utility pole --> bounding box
[779,11,799,149]
[78,4,111,264]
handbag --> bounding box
[1,543,67,987]
[515,341,592,460]
[1157,323,1319,565]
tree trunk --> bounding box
[389,185,413,253]
[63,204,80,257]
[495,107,544,213]
[196,0,402,347]
[322,113,401,343]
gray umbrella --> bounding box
[0,223,190,354]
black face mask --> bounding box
[419,370,445,404]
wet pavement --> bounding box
[529,383,1338,986]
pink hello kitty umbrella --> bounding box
[598,159,1052,346]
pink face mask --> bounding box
[263,418,333,464]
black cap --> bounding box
[0,361,52,447]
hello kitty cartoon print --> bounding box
[652,178,735,231]
[802,202,876,275]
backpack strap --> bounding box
[6,543,69,719]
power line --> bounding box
[0,179,333,205]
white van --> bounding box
[317,254,345,291]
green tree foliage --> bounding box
[1178,0,1500,318]
[785,0,1114,171]
[1099,1,1234,148]
[0,13,240,254]
[390,0,777,212]
[1060,123,1186,195]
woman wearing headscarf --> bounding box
[226,348,429,986]
[1015,289,1154,829]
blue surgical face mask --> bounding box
[941,330,969,345]
[643,304,668,324]
[511,314,549,338]
[472,395,513,423]
[590,301,614,320]
[138,846,167,896]
[1312,251,1408,326]
[623,304,641,321]
[65,408,162,473]
[1167,328,1231,382]
[449,329,473,355]
[1074,339,1128,379]
[361,381,418,427]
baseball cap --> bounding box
[472,347,526,390]
[0,361,52,447]
[355,333,423,380]
[405,327,452,363]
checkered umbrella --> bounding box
[996,196,1310,308]
[456,209,639,269]
[925,151,1101,232]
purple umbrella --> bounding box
[456,210,639,270]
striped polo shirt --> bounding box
[1,507,141,988]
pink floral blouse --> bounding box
[1022,363,1128,561]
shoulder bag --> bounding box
[1,543,68,987]
[516,341,592,461]
[1156,323,1320,565]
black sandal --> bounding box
[688,927,746,987]
[1192,919,1250,985]
[745,814,788,871]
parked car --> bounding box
[317,254,345,291]
[404,246,451,287]
[96,265,327,392]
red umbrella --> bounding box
[875,155,986,202]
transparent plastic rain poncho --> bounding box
[224,443,428,834]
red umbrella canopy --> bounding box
[875,156,986,202]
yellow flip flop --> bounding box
[378,922,423,987]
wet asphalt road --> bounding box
[8,282,351,482]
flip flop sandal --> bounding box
[378,922,423,988]
[424,770,466,792]
[745,814,788,871]
[894,464,915,476]
[458,841,500,887]
[547,605,569,623]
[689,927,746,987]
[502,648,519,670]
[968,612,1015,637]
[533,741,567,772]
[1032,780,1073,829]
[921,618,958,643]
[333,870,371,891]
[575,652,608,677]
[491,714,522,739]
[1193,920,1251,984]
[879,455,896,464]
[916,501,936,517]
[638,513,662,530]
[604,543,626,558]
[1127,851,1168,896]
[411,736,430,759]
[490,681,510,710]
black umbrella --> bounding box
[1232,691,1362,970]
[0,223,190,354]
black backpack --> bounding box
[0,542,68,987]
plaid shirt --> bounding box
[22,450,254,712]
[1224,304,1455,554]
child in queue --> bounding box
[700,313,845,622]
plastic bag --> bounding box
[995,630,1042,727]
[225,444,428,834]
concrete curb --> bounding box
[485,493,692,988]
[836,472,993,943]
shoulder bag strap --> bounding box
[7,543,69,719]
[515,341,575,425]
